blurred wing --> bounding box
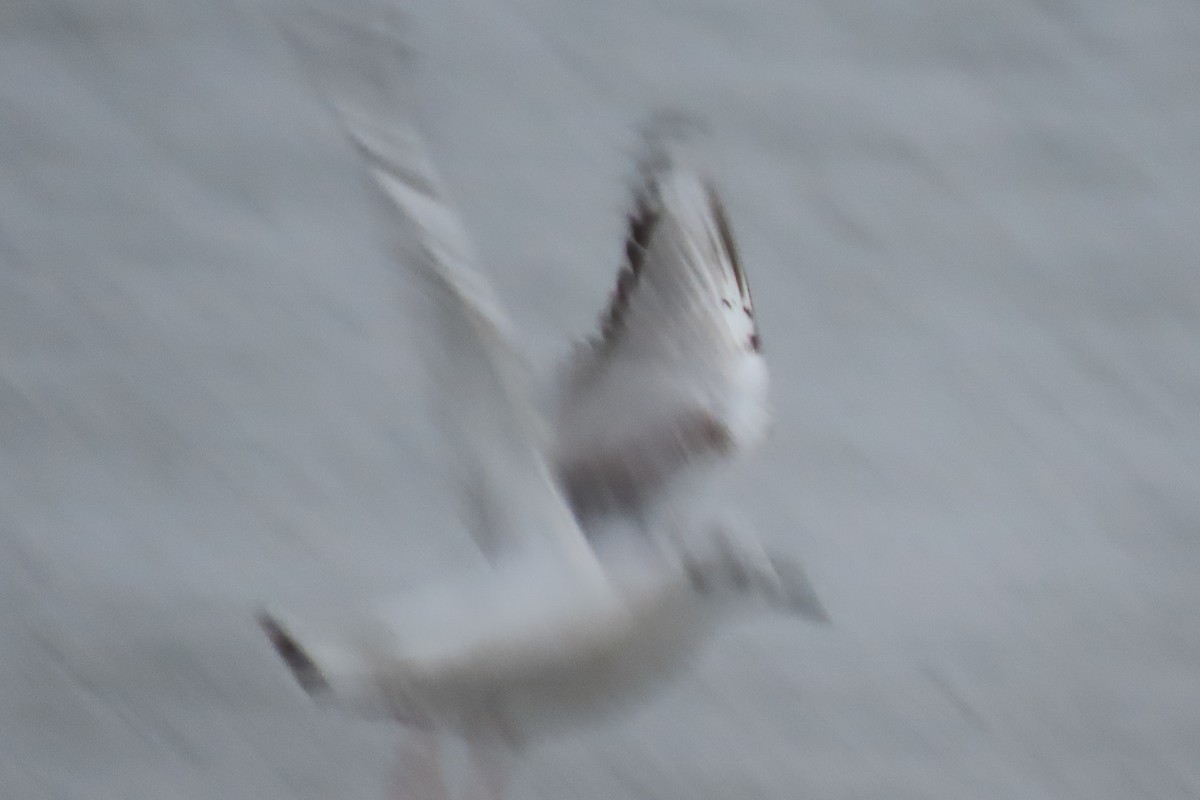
[279,9,596,568]
[592,139,761,370]
[555,136,770,521]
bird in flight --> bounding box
[262,10,826,800]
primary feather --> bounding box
[279,6,594,571]
[554,137,771,525]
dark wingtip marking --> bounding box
[258,611,330,696]
[704,182,748,300]
[597,167,664,347]
[705,182,762,351]
[597,147,763,354]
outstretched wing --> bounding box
[591,135,761,370]
[279,8,596,569]
[555,133,770,522]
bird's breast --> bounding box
[483,584,714,741]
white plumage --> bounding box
[554,143,771,526]
[265,10,825,799]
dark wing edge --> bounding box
[592,130,760,358]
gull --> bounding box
[263,11,827,800]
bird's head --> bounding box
[677,525,829,624]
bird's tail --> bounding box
[258,611,331,696]
[257,610,398,721]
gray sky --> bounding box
[0,0,1197,797]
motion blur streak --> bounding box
[0,0,1197,798]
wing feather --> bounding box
[279,9,595,567]
[555,134,770,521]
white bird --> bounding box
[265,11,826,800]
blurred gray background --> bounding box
[1,0,1198,797]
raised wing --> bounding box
[280,9,596,569]
[554,135,770,522]
[591,139,761,371]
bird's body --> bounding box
[293,545,708,742]
[262,513,824,786]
